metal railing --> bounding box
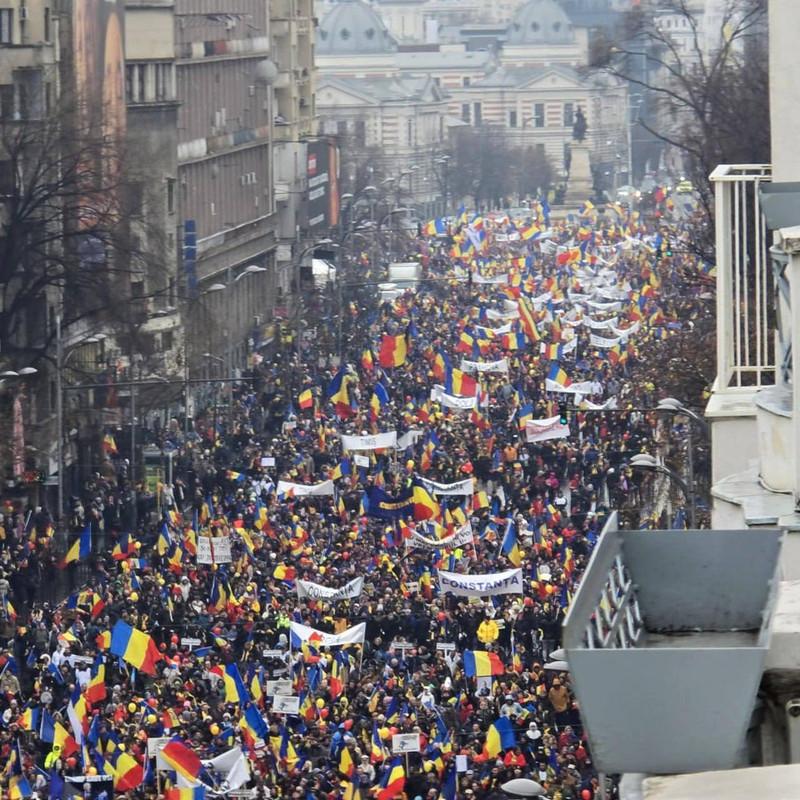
[710,164,774,389]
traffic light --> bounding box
[558,402,569,425]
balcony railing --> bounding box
[710,164,774,390]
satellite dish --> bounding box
[501,777,546,796]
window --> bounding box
[407,118,413,145]
[462,76,471,87]
[354,119,366,146]
[337,120,348,138]
[44,7,50,41]
[461,103,470,123]
[154,62,173,101]
[0,85,11,120]
[161,331,173,351]
[125,63,145,103]
[533,103,544,127]
[473,102,481,125]
[0,9,12,44]
[131,280,145,299]
[166,178,176,214]
[564,102,574,127]
[509,110,518,128]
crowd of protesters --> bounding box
[0,200,713,800]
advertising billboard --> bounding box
[306,140,340,230]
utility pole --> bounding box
[56,312,63,526]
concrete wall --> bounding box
[769,0,800,182]
[711,415,760,485]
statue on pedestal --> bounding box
[572,108,587,142]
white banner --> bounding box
[392,734,421,754]
[439,568,524,597]
[473,273,508,285]
[585,316,618,329]
[580,397,618,410]
[525,416,571,443]
[486,308,519,321]
[562,337,577,355]
[417,477,474,496]
[340,432,398,451]
[460,358,509,374]
[590,333,621,349]
[406,522,474,550]
[431,385,477,410]
[397,430,423,450]
[611,321,640,339]
[276,479,335,497]
[546,379,597,395]
[272,696,300,715]
[289,621,366,647]
[197,536,233,564]
[296,576,364,602]
[586,300,622,311]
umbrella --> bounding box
[500,777,547,796]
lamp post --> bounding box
[630,453,694,528]
[294,240,332,358]
[656,397,710,529]
[55,314,104,524]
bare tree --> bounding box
[592,0,769,255]
[0,93,167,367]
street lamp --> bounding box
[630,453,694,528]
[655,398,709,529]
[294,240,332,357]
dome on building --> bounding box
[506,0,576,45]
[317,0,398,55]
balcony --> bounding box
[563,512,783,775]
[710,164,774,393]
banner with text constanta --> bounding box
[438,568,524,597]
[296,576,364,602]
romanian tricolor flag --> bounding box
[165,789,206,800]
[159,738,202,783]
[473,491,490,510]
[377,757,406,800]
[85,658,106,705]
[298,389,314,410]
[102,433,118,455]
[19,706,39,732]
[331,458,351,481]
[222,663,250,705]
[463,650,505,678]
[445,367,477,398]
[370,722,387,764]
[361,349,374,371]
[105,738,144,791]
[8,775,33,800]
[412,483,440,522]
[327,368,355,418]
[547,363,572,388]
[339,746,356,778]
[109,620,162,675]
[378,333,407,368]
[52,720,79,756]
[369,382,390,421]
[501,330,528,351]
[480,717,516,759]
[517,298,540,342]
[501,519,522,567]
[111,533,137,561]
[61,524,91,567]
